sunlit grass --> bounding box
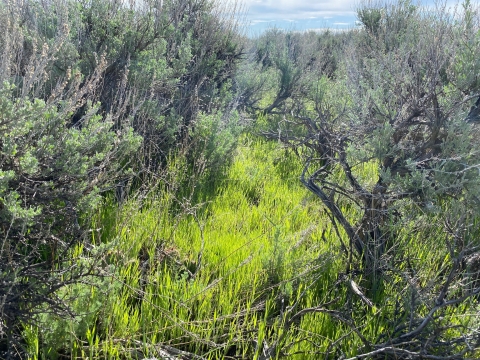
[24,136,476,359]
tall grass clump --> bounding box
[24,138,350,358]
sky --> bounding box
[243,0,359,36]
[241,0,458,37]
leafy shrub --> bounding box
[0,0,244,354]
[244,1,480,358]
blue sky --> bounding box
[242,0,459,37]
[244,0,358,36]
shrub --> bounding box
[247,1,480,357]
[0,3,142,355]
[0,0,245,354]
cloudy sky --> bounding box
[243,0,358,35]
[242,0,455,36]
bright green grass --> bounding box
[25,137,478,359]
[25,138,337,358]
[100,138,344,358]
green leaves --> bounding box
[19,151,39,175]
[0,79,141,339]
[451,0,480,94]
[357,7,382,36]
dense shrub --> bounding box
[237,28,350,116]
[0,0,244,356]
[3,0,244,172]
[0,67,141,356]
[244,0,480,358]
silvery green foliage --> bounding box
[0,0,243,350]
[247,1,480,357]
[345,1,480,213]
[3,0,243,174]
[0,80,141,345]
[242,28,348,117]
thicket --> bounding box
[0,0,243,357]
[242,0,480,358]
[2,0,480,359]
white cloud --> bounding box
[304,27,353,33]
[242,0,442,23]
[249,19,275,24]
[243,0,357,21]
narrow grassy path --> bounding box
[26,138,370,359]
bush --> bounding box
[0,0,245,355]
[0,84,140,355]
[245,1,480,358]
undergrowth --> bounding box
[24,137,473,359]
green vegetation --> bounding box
[2,0,480,359]
[25,139,337,358]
